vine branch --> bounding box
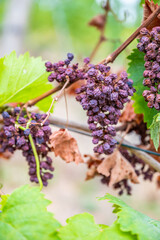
[41,77,69,125]
[100,5,160,64]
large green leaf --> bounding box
[99,194,160,240]
[0,51,53,112]
[127,48,158,127]
[0,185,61,240]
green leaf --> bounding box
[150,113,160,150]
[140,0,145,5]
[0,51,53,112]
[58,213,135,240]
[58,213,101,240]
[0,185,61,240]
[99,194,160,240]
[0,194,9,211]
[127,48,158,127]
[100,222,136,240]
[140,0,160,5]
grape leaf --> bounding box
[58,213,135,240]
[0,185,61,240]
[58,213,101,240]
[100,222,136,240]
[127,48,158,127]
[0,194,9,211]
[99,194,160,240]
[150,113,160,150]
[50,129,84,164]
[140,0,145,5]
[0,51,53,112]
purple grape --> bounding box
[67,53,74,61]
[0,109,54,187]
[2,111,10,118]
[137,27,160,110]
[24,129,30,136]
[76,63,135,155]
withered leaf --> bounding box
[88,14,106,31]
[50,129,83,164]
[156,175,160,188]
[119,101,143,124]
[97,150,139,186]
[119,101,136,123]
[67,80,83,96]
[84,154,102,180]
[142,0,160,31]
[86,165,98,180]
[0,151,12,160]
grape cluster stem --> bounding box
[18,124,43,190]
[41,77,70,126]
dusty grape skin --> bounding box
[0,109,54,186]
[45,53,86,84]
[76,62,135,155]
[137,27,160,110]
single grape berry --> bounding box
[2,111,10,119]
[67,53,74,61]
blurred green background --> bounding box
[0,0,142,64]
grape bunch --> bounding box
[137,27,160,110]
[45,53,85,84]
[101,176,132,195]
[76,63,135,155]
[0,108,54,186]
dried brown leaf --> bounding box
[142,0,160,31]
[119,101,143,124]
[86,165,98,180]
[97,150,139,186]
[84,154,102,180]
[88,14,106,31]
[67,81,83,96]
[156,175,160,188]
[50,129,83,164]
[0,151,12,160]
